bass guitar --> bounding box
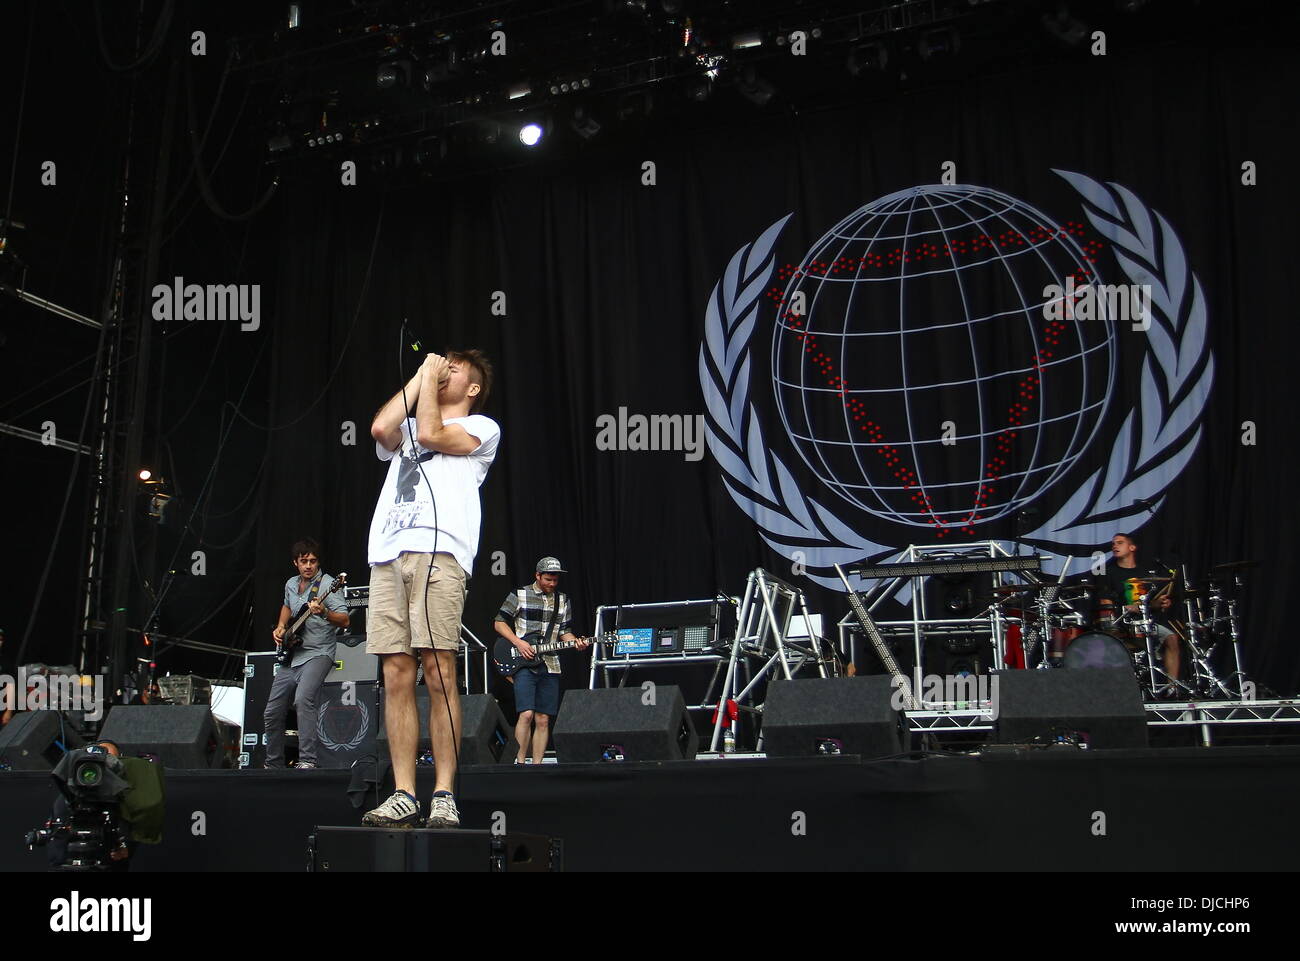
[276,572,348,666]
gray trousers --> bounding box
[263,655,334,766]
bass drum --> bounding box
[1061,631,1134,670]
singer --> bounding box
[361,349,499,829]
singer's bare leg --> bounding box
[420,648,461,793]
[382,653,419,796]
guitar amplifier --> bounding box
[157,674,212,705]
[240,652,378,768]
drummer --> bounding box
[1101,533,1180,687]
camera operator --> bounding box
[31,740,165,872]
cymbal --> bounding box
[1125,576,1173,584]
[1212,560,1259,572]
[992,585,1031,595]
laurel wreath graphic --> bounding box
[700,172,1213,586]
[1023,170,1214,544]
[318,697,370,752]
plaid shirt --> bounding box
[496,584,571,674]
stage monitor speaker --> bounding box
[0,712,85,770]
[553,686,697,762]
[310,827,560,872]
[761,676,903,757]
[376,691,517,766]
[99,704,220,768]
[993,668,1148,749]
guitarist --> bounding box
[1101,532,1179,689]
[494,557,589,764]
[266,539,350,769]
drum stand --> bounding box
[1127,594,1195,700]
[1209,577,1253,698]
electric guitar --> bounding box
[276,572,348,666]
[492,630,616,677]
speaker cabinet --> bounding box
[376,691,518,766]
[0,712,84,770]
[761,676,903,757]
[994,668,1148,748]
[553,686,698,762]
[99,705,219,768]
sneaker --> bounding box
[425,793,460,828]
[361,790,421,828]
[295,761,317,770]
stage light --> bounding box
[377,60,412,90]
[731,30,763,50]
[507,82,532,101]
[847,41,888,76]
[736,67,774,106]
[287,3,301,30]
[1041,2,1087,46]
[918,27,961,60]
[570,106,601,140]
[138,469,152,481]
[685,76,712,101]
[519,123,544,146]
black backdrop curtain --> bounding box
[249,38,1300,698]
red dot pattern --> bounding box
[768,221,1109,535]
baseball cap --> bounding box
[536,557,566,574]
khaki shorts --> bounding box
[366,552,465,655]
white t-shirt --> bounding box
[367,415,500,575]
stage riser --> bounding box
[3,749,1298,871]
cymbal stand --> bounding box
[1218,575,1252,698]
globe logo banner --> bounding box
[699,171,1214,590]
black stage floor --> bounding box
[3,747,1296,871]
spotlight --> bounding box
[847,42,888,76]
[918,28,960,60]
[731,30,763,50]
[138,469,152,481]
[377,60,412,90]
[507,82,532,101]
[569,106,601,140]
[736,67,774,106]
[685,76,712,101]
[1041,3,1087,46]
[519,123,544,146]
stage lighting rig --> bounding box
[518,122,545,146]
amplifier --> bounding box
[157,674,212,705]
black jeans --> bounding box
[263,655,334,765]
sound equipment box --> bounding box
[993,668,1148,748]
[0,711,84,770]
[310,827,560,872]
[552,685,698,762]
[99,704,220,769]
[761,676,903,757]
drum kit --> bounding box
[994,560,1256,701]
